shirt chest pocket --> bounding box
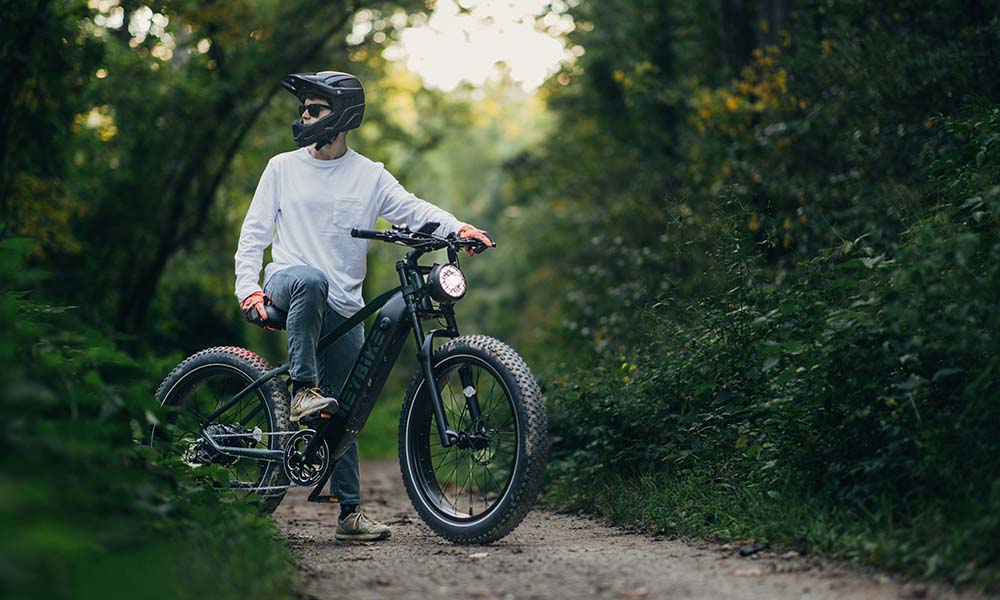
[327,194,364,232]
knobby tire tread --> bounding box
[153,346,292,514]
[399,335,548,545]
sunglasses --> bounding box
[299,103,331,118]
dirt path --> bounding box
[274,460,986,600]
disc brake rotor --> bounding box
[470,419,500,466]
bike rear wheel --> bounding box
[399,335,548,544]
[152,346,291,513]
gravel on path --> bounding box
[274,460,987,600]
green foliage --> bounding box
[0,237,293,599]
[3,0,428,337]
[499,0,1000,588]
[4,0,999,590]
[499,0,1000,358]
[544,104,1000,587]
[0,0,99,256]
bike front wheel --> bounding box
[399,335,548,544]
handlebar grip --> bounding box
[351,228,379,239]
[457,231,496,254]
[473,240,495,255]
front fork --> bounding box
[410,304,482,448]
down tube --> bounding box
[324,292,411,461]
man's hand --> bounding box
[240,291,268,322]
[457,224,495,256]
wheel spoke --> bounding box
[468,458,475,514]
[156,366,279,505]
[409,355,524,522]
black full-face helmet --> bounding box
[280,71,365,148]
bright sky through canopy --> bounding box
[377,0,577,92]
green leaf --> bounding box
[894,377,927,391]
[931,368,963,381]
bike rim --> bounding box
[154,364,278,497]
[406,355,521,525]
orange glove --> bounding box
[240,291,268,322]
[457,224,495,256]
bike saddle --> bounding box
[263,302,287,330]
[246,298,287,331]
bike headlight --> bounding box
[428,263,467,303]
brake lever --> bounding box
[460,230,496,255]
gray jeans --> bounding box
[265,265,362,504]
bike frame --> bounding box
[195,244,485,501]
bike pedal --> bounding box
[300,414,330,428]
[308,495,339,504]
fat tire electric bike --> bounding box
[150,224,548,544]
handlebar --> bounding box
[350,228,381,240]
[350,225,496,256]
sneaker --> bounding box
[335,511,392,542]
[290,387,338,423]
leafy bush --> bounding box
[546,106,1000,587]
[0,236,293,599]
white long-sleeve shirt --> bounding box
[234,147,466,317]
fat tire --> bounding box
[153,346,292,514]
[398,335,548,544]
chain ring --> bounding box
[282,429,330,486]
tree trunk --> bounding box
[718,0,756,72]
[759,0,790,47]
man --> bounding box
[234,71,493,541]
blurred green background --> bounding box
[3,0,999,596]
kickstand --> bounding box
[306,458,338,503]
